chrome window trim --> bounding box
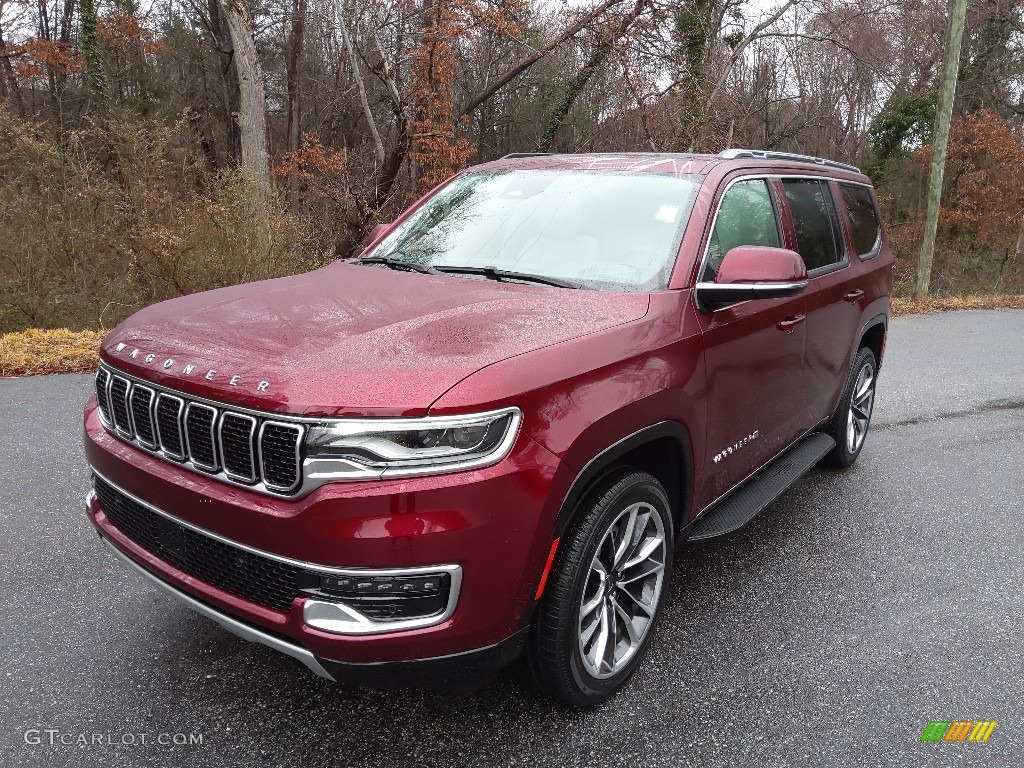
[128,384,158,450]
[695,174,783,286]
[89,470,463,636]
[184,402,220,473]
[154,393,187,461]
[782,178,850,275]
[837,182,883,261]
[695,171,868,292]
[258,420,305,493]
[219,412,258,484]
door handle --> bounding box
[844,289,865,302]
[777,313,806,332]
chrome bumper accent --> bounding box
[97,533,334,681]
[85,473,463,634]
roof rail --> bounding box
[719,148,860,174]
[501,152,554,159]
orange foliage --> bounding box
[275,132,351,205]
[938,110,1024,253]
[98,11,169,56]
[407,0,525,197]
[13,39,82,79]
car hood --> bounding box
[100,262,651,416]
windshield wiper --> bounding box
[355,256,440,275]
[432,265,579,289]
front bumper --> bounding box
[83,399,560,682]
[94,519,526,689]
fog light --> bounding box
[301,567,460,634]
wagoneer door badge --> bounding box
[111,342,270,392]
[712,431,760,464]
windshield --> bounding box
[366,170,703,291]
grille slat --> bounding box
[259,423,303,492]
[155,394,185,460]
[95,369,112,423]
[109,376,133,436]
[96,365,304,496]
[129,386,157,448]
[184,403,219,472]
[220,413,257,483]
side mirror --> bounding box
[695,246,808,312]
[368,222,393,242]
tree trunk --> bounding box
[286,0,306,153]
[536,0,647,151]
[207,0,241,164]
[915,0,968,299]
[218,0,271,197]
[0,23,25,116]
[80,0,107,109]
[459,0,627,118]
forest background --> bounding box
[1,0,1023,334]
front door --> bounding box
[695,176,809,502]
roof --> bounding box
[472,150,868,182]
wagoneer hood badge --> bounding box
[110,342,271,393]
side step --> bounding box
[687,432,836,542]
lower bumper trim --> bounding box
[98,533,335,680]
[96,525,527,691]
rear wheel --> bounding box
[526,469,673,706]
[824,346,877,468]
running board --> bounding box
[687,432,836,542]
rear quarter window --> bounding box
[839,184,882,257]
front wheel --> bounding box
[526,469,673,706]
[824,346,877,468]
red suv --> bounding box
[83,150,891,705]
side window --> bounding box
[839,184,881,257]
[704,179,781,281]
[782,179,845,271]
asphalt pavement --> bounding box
[1,309,1022,767]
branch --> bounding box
[459,0,628,117]
[338,3,384,163]
[699,0,800,127]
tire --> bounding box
[526,469,674,706]
[823,346,877,468]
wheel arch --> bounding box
[857,313,887,371]
[551,421,694,546]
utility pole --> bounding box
[915,0,968,299]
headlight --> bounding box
[303,408,521,483]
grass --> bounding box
[0,328,105,377]
[1,295,1022,377]
[891,294,1024,316]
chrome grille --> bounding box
[95,365,304,496]
[259,422,303,492]
[129,385,157,448]
[155,393,185,460]
[95,368,112,423]
[184,403,218,471]
[109,376,132,435]
[220,413,257,483]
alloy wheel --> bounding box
[577,502,667,680]
[846,361,875,454]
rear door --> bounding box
[695,176,810,502]
[779,178,867,423]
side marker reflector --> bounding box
[534,537,560,600]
